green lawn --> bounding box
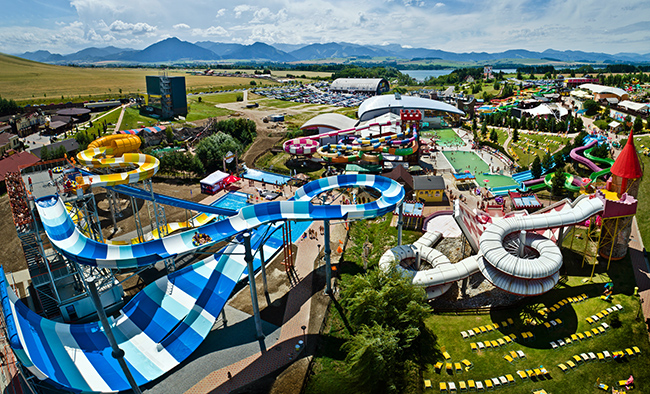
[258,98,307,109]
[307,218,650,393]
[634,135,650,246]
[185,99,233,122]
[119,107,159,130]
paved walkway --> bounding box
[187,203,338,393]
[628,218,650,332]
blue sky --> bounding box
[1,0,649,55]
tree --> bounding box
[513,127,519,142]
[195,132,243,172]
[250,80,257,86]
[342,323,400,393]
[531,156,542,179]
[165,126,174,144]
[40,146,50,161]
[542,152,553,170]
[634,116,644,133]
[490,129,498,143]
[551,169,566,196]
[340,267,439,392]
[481,122,488,139]
[582,100,599,116]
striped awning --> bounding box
[118,126,166,135]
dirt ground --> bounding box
[0,195,28,273]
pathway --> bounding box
[187,202,341,393]
[113,104,129,132]
[628,218,650,335]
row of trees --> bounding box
[481,112,584,135]
[0,96,19,116]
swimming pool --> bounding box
[442,151,517,188]
[242,169,292,185]
[211,191,250,211]
[397,202,424,216]
[433,128,464,147]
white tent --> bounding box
[200,170,229,195]
[524,104,568,119]
[618,100,649,113]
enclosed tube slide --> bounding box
[478,194,604,295]
[2,174,404,393]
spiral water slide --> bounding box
[380,194,605,298]
[1,174,404,393]
[478,194,604,295]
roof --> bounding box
[608,121,621,128]
[385,165,414,190]
[29,138,80,159]
[611,129,642,179]
[618,100,648,112]
[330,78,387,92]
[300,113,357,131]
[200,170,229,185]
[579,83,628,98]
[56,108,91,116]
[524,103,568,118]
[0,132,17,146]
[0,152,40,182]
[358,95,464,121]
[48,120,68,130]
[412,175,445,190]
[118,126,166,135]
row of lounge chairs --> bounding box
[586,304,623,324]
[557,346,641,373]
[430,374,517,392]
[461,319,515,339]
[434,359,474,375]
[549,322,609,349]
[470,334,519,352]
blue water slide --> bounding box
[77,169,237,217]
[1,175,404,393]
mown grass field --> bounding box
[0,53,277,103]
[306,215,650,394]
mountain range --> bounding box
[16,37,650,65]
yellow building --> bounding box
[413,175,445,203]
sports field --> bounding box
[443,151,517,188]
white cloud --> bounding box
[2,0,649,56]
[234,5,253,18]
[191,26,230,37]
[109,20,156,35]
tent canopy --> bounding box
[200,170,229,186]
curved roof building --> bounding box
[330,78,390,95]
[357,94,465,121]
[299,113,358,131]
[578,83,629,101]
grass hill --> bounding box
[0,53,273,103]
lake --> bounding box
[400,69,518,82]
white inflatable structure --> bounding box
[381,194,606,299]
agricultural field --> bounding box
[0,54,278,103]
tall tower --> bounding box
[598,129,643,262]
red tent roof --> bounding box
[611,129,643,179]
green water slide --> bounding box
[544,172,580,192]
[584,146,615,182]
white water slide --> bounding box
[381,194,604,298]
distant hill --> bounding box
[15,37,650,64]
[226,42,294,61]
[119,37,218,62]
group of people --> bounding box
[5,172,34,231]
[192,232,212,246]
[307,227,322,241]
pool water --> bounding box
[398,202,424,216]
[443,151,517,188]
[243,169,292,185]
[433,128,464,147]
[211,191,250,211]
